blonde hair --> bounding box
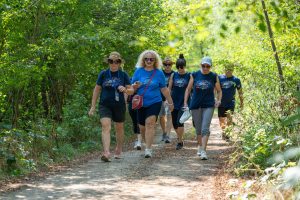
[135,50,162,69]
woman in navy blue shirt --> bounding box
[168,54,191,150]
[184,57,222,160]
[132,50,174,158]
[89,52,134,162]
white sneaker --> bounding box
[200,151,208,160]
[144,149,152,158]
[197,147,202,156]
[134,141,142,150]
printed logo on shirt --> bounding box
[174,78,187,87]
[103,77,121,88]
[221,81,236,89]
[195,80,211,90]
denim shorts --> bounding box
[137,102,162,126]
[191,107,214,136]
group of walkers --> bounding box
[88,50,243,162]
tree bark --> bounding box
[261,0,285,92]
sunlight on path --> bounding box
[0,116,229,200]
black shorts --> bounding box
[137,102,162,126]
[99,103,126,122]
[171,109,184,129]
[218,107,234,118]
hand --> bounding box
[167,102,174,112]
[132,81,141,90]
[183,103,188,108]
[118,85,126,93]
[88,107,96,116]
[215,100,221,108]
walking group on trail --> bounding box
[88,50,243,162]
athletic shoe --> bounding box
[144,149,152,158]
[161,133,166,141]
[176,142,183,150]
[164,135,170,143]
[134,140,142,150]
[197,148,202,156]
[200,151,208,160]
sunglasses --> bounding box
[164,63,172,67]
[144,57,155,62]
[176,65,184,69]
[201,64,211,69]
[108,59,121,64]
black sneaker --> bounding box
[176,142,183,150]
[161,133,166,141]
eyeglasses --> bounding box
[144,57,155,62]
[108,59,121,64]
[201,64,211,69]
[176,65,184,69]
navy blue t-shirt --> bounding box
[96,69,130,106]
[131,67,166,107]
[161,70,174,101]
[218,74,241,108]
[171,72,190,110]
[189,71,217,109]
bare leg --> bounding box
[219,117,226,131]
[166,114,172,135]
[160,115,166,133]
[139,125,145,142]
[145,116,156,149]
[114,122,124,155]
[100,118,111,157]
[176,127,184,143]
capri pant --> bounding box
[128,103,140,134]
[171,109,184,129]
[191,107,214,136]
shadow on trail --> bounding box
[0,117,230,200]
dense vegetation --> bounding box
[0,0,299,196]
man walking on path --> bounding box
[218,63,244,137]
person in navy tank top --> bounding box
[89,52,134,162]
[218,63,243,137]
[184,56,222,160]
[168,54,192,150]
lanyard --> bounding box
[108,70,120,88]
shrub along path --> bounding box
[0,116,231,200]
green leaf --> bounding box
[258,22,266,32]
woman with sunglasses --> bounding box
[89,52,133,162]
[159,57,174,143]
[132,50,174,158]
[168,54,192,150]
[184,56,222,160]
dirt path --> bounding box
[0,116,230,200]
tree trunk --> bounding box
[261,0,285,92]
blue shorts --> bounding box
[137,102,162,126]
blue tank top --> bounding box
[189,71,217,109]
[171,72,190,110]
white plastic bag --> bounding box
[179,108,191,123]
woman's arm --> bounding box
[168,73,174,92]
[161,87,174,112]
[184,75,193,108]
[89,85,101,116]
[214,76,222,107]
